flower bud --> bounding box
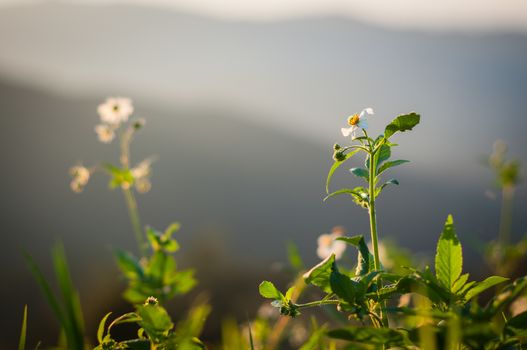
[333,143,341,151]
[333,151,345,162]
[144,296,158,305]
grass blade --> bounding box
[52,243,85,349]
[18,305,27,350]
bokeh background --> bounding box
[1,0,526,347]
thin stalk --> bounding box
[498,185,514,247]
[122,187,147,256]
[119,128,147,256]
[296,300,340,309]
[364,130,388,328]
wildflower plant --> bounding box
[484,140,526,277]
[22,98,205,349]
[259,109,527,349]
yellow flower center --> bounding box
[348,114,360,126]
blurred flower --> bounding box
[367,240,393,269]
[97,97,134,124]
[398,293,412,307]
[69,165,90,193]
[131,159,153,193]
[289,322,308,347]
[94,124,116,143]
[510,295,527,317]
[257,302,278,320]
[341,107,374,139]
[317,226,346,260]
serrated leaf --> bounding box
[452,273,469,294]
[330,263,357,304]
[435,215,462,291]
[463,276,509,301]
[97,312,112,344]
[136,304,174,342]
[384,112,420,139]
[303,254,335,293]
[350,167,369,180]
[336,235,374,276]
[378,160,409,175]
[259,281,284,301]
[326,149,360,193]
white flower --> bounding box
[69,165,90,193]
[131,159,153,193]
[131,159,152,179]
[97,97,134,124]
[341,107,374,139]
[94,124,116,143]
[316,226,347,260]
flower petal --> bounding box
[341,127,353,137]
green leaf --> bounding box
[378,160,409,175]
[136,303,174,343]
[259,281,283,300]
[365,144,391,170]
[336,235,375,276]
[97,312,112,344]
[504,311,527,336]
[435,215,463,291]
[163,222,181,238]
[452,273,469,294]
[18,305,27,350]
[324,188,362,202]
[303,254,335,293]
[115,250,144,279]
[349,167,369,180]
[52,244,85,350]
[375,179,399,197]
[287,241,304,270]
[326,149,360,193]
[377,144,391,166]
[384,112,420,139]
[330,263,357,304]
[283,287,295,302]
[24,252,67,326]
[463,276,509,301]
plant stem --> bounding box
[498,185,514,247]
[364,131,388,328]
[296,299,341,309]
[123,187,147,256]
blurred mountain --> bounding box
[0,2,526,177]
[0,2,527,348]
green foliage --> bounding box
[261,214,522,349]
[24,243,86,350]
[18,305,27,350]
[435,215,463,292]
[303,254,335,293]
[95,298,210,350]
[384,112,421,139]
[115,224,196,304]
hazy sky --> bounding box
[2,0,527,31]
